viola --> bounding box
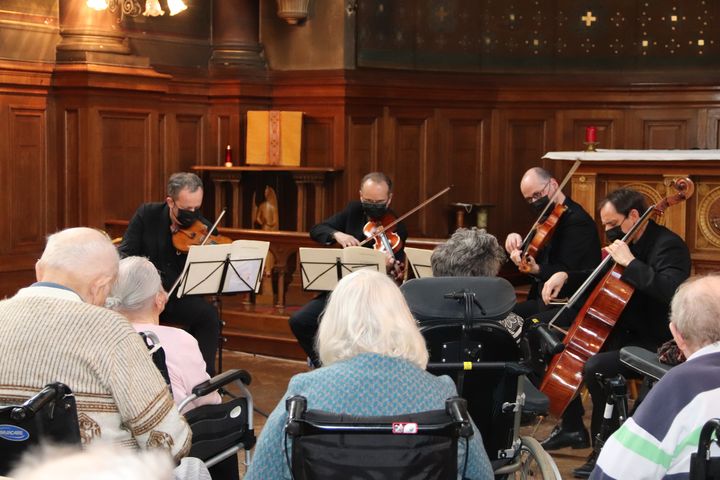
[519,203,568,273]
[517,160,581,273]
[172,219,232,253]
[539,177,695,418]
[362,213,403,258]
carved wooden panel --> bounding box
[8,108,46,252]
[628,109,700,149]
[100,113,149,221]
[63,109,80,227]
[706,109,720,149]
[695,181,720,251]
[303,117,333,168]
[177,114,203,173]
[346,115,381,201]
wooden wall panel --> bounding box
[9,108,46,253]
[303,118,333,167]
[100,113,150,221]
[557,110,625,151]
[628,109,700,149]
[177,114,203,173]
[62,109,80,227]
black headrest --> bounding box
[401,277,516,323]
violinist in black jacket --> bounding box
[290,172,407,366]
[538,188,691,478]
[118,172,220,376]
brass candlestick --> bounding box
[583,141,599,152]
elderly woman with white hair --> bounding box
[106,256,220,412]
[245,269,493,479]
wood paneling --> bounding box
[177,114,203,172]
[628,109,700,149]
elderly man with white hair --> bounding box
[0,228,191,461]
[591,274,720,480]
[246,269,494,479]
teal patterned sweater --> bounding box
[245,353,493,479]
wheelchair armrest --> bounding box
[11,382,71,421]
[619,346,671,382]
[192,369,251,398]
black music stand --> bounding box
[299,247,385,292]
[176,242,267,372]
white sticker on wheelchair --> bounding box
[391,422,418,434]
[230,406,243,418]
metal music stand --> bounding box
[176,241,268,372]
[299,247,385,292]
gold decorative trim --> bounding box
[697,186,720,249]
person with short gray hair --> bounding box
[119,172,220,376]
[592,275,720,480]
[431,228,523,342]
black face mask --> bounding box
[605,225,625,243]
[175,207,199,228]
[362,202,389,220]
[529,195,552,216]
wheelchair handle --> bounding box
[192,369,251,398]
[446,397,473,438]
[286,395,307,421]
[11,382,69,421]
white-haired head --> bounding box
[316,269,429,369]
[106,256,166,321]
[670,274,720,357]
[36,228,119,306]
[10,444,173,480]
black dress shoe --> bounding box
[572,450,599,478]
[540,425,590,451]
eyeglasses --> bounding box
[526,181,551,204]
[360,198,388,205]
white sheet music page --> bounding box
[224,240,270,293]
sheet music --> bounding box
[223,240,270,293]
[299,246,386,291]
[176,240,270,297]
[404,247,434,279]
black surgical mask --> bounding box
[362,202,388,220]
[176,207,199,228]
[530,195,551,215]
[605,225,625,243]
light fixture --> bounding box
[86,0,187,18]
[276,0,310,25]
[166,0,188,16]
[143,0,165,17]
[87,0,109,10]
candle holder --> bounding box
[583,141,599,152]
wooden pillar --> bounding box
[210,0,265,69]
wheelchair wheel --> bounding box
[512,436,561,480]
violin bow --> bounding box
[168,209,227,297]
[521,160,582,249]
[358,186,453,247]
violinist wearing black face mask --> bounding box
[504,167,601,320]
[118,172,220,377]
[289,172,408,366]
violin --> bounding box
[539,177,695,418]
[517,160,581,273]
[172,219,232,253]
[362,212,403,259]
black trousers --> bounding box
[288,293,329,366]
[161,295,220,377]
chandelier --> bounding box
[86,0,187,18]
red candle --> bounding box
[224,144,233,167]
[585,126,597,143]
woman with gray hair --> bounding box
[246,269,494,479]
[106,256,220,412]
[431,228,524,341]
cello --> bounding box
[539,177,694,418]
[517,161,582,273]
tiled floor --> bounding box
[223,350,594,479]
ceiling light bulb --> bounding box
[166,0,187,16]
[87,0,109,10]
[143,0,165,16]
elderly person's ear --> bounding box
[89,275,115,307]
[155,291,168,314]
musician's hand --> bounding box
[509,249,522,266]
[542,272,569,305]
[605,240,635,267]
[387,259,404,282]
[521,255,540,275]
[333,231,360,248]
[505,233,523,254]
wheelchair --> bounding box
[284,395,475,480]
[401,276,561,479]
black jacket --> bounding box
[567,220,692,349]
[118,202,213,291]
[309,201,408,259]
[529,196,602,299]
